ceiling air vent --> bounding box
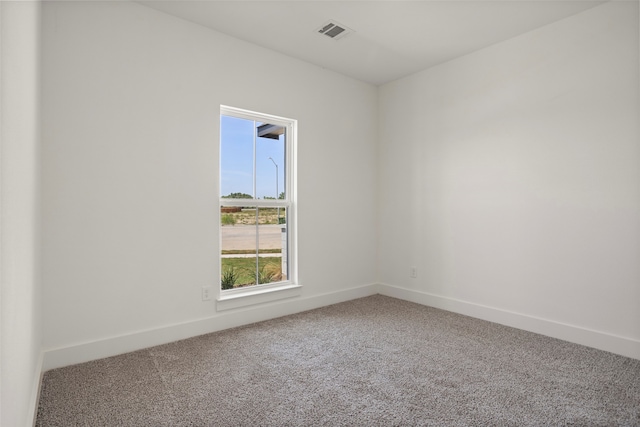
[316,20,353,41]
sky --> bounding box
[220,115,285,199]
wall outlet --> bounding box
[201,286,212,301]
[410,266,417,278]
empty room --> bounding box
[1,0,639,425]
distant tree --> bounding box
[222,192,252,199]
[279,192,285,200]
[263,196,275,200]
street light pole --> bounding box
[268,157,279,222]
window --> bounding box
[219,106,297,304]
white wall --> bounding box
[378,1,640,358]
[42,1,378,368]
[0,1,43,426]
[41,0,639,373]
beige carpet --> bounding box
[37,295,640,426]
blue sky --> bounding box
[220,115,285,199]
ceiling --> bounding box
[138,0,605,86]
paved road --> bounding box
[221,224,284,251]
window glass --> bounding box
[220,107,294,293]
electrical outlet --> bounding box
[410,266,417,278]
[201,286,212,301]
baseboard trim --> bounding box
[29,351,44,427]
[377,283,640,360]
[42,283,379,371]
[43,282,639,371]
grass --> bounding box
[221,214,236,226]
[221,249,281,255]
[220,257,282,287]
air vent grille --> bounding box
[316,20,353,40]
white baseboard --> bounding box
[29,351,44,427]
[42,282,639,372]
[42,284,378,371]
[377,283,640,360]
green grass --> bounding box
[220,257,282,287]
[221,249,281,255]
[220,214,236,225]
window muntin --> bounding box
[219,106,295,294]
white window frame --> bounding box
[217,105,299,310]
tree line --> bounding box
[222,192,285,199]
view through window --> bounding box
[219,106,295,292]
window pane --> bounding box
[220,206,287,288]
[220,206,257,289]
[220,115,254,199]
[258,208,287,283]
[256,124,285,201]
[220,106,294,295]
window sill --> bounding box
[216,283,302,311]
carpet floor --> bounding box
[36,295,640,426]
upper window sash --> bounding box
[220,105,294,203]
[221,105,292,130]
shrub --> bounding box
[258,262,281,284]
[221,214,236,226]
[221,267,238,290]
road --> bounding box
[221,224,284,251]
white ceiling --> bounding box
[138,0,605,86]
